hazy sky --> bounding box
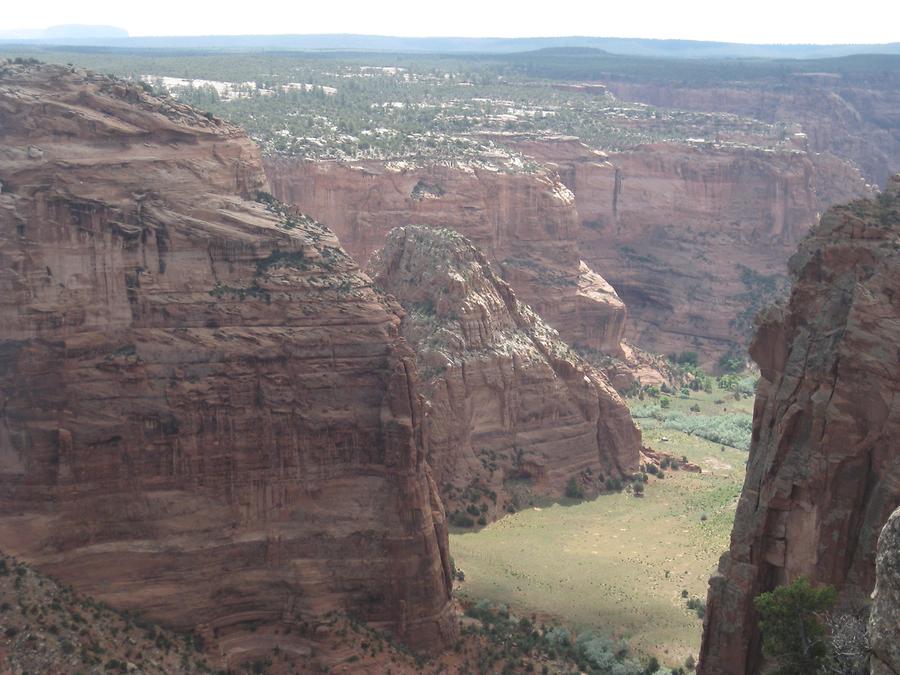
[4,0,898,44]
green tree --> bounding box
[753,576,836,674]
[565,477,584,499]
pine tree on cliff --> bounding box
[753,577,836,674]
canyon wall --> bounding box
[368,226,641,518]
[606,74,900,190]
[513,136,873,365]
[698,178,900,674]
[265,158,628,357]
[268,136,871,368]
[0,62,456,658]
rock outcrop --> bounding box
[698,177,900,674]
[0,62,455,658]
[869,507,900,675]
[264,158,629,357]
[512,136,873,365]
[368,226,641,517]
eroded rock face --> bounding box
[698,178,900,674]
[513,136,873,366]
[869,507,900,675]
[264,158,629,356]
[0,62,455,656]
[368,226,641,517]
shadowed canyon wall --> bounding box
[698,178,900,674]
[0,62,456,658]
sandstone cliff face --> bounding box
[268,136,872,369]
[265,158,628,357]
[513,136,873,365]
[698,178,900,674]
[368,226,641,517]
[0,62,455,657]
[869,507,900,675]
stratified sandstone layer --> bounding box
[869,507,900,675]
[698,178,900,674]
[0,62,455,656]
[368,226,641,517]
[513,136,873,365]
[265,158,628,356]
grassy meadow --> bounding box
[450,385,755,668]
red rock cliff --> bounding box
[513,136,873,365]
[698,177,900,674]
[368,226,641,518]
[0,62,456,657]
[264,158,628,357]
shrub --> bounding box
[628,405,752,450]
[633,481,644,495]
[450,512,475,528]
[565,477,584,499]
[659,397,671,409]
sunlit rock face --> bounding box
[511,136,873,367]
[0,61,456,658]
[698,178,900,674]
[368,225,641,519]
[265,158,629,357]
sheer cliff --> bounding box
[698,177,900,674]
[0,61,456,660]
[512,136,873,366]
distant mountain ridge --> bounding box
[0,31,898,58]
[0,24,128,39]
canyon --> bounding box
[266,158,631,359]
[0,46,898,675]
[368,225,641,518]
[0,61,456,663]
[266,134,872,368]
[698,177,900,674]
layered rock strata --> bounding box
[368,226,641,516]
[512,136,873,365]
[265,158,629,356]
[0,62,455,656]
[698,178,900,674]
